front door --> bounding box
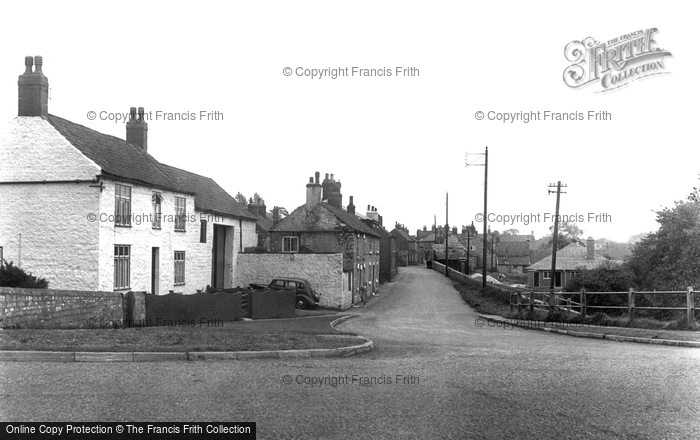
[151,247,159,294]
[212,224,227,289]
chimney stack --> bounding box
[347,196,355,215]
[325,173,342,209]
[272,206,280,226]
[366,205,379,222]
[306,172,323,207]
[586,237,595,260]
[126,106,148,151]
[18,56,49,117]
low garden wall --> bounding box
[0,287,145,329]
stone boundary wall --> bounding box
[235,253,349,309]
[0,287,145,329]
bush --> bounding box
[0,260,49,288]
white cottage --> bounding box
[0,56,257,294]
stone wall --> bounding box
[234,253,348,309]
[0,287,145,329]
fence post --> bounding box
[548,289,555,315]
[566,297,571,316]
[688,287,695,325]
[510,293,514,313]
[529,291,534,314]
[580,288,586,317]
[628,288,635,323]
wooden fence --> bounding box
[510,287,697,324]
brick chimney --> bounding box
[323,173,342,209]
[18,56,49,117]
[306,172,322,207]
[347,196,355,215]
[126,107,148,151]
[586,237,595,260]
[272,206,280,226]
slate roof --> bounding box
[46,114,254,220]
[158,164,256,220]
[272,202,379,237]
[499,234,535,243]
[418,232,436,242]
[391,228,416,242]
[527,242,619,271]
[46,115,180,192]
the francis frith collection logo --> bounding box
[563,28,672,92]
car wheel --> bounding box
[296,298,308,309]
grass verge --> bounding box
[0,315,361,352]
[453,282,700,336]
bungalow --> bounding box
[526,237,619,289]
[0,56,257,294]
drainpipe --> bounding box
[239,219,243,252]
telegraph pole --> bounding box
[548,181,567,291]
[466,221,473,274]
[465,146,488,289]
[445,192,450,277]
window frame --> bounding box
[200,220,207,243]
[542,271,551,279]
[174,251,186,285]
[152,192,162,229]
[114,184,132,227]
[283,236,299,253]
[174,196,187,232]
[114,245,131,290]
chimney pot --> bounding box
[24,56,33,73]
[34,56,43,72]
[315,171,320,184]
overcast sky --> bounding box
[1,1,697,243]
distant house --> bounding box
[391,224,421,266]
[526,237,620,289]
[357,203,396,284]
[497,234,536,273]
[0,56,257,294]
[266,172,380,308]
[245,198,280,249]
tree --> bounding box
[539,221,583,250]
[0,261,49,288]
[502,228,520,236]
[626,185,700,291]
[234,192,247,205]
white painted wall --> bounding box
[0,183,101,290]
[0,118,100,182]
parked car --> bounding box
[249,277,321,309]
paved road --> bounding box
[1,266,699,439]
